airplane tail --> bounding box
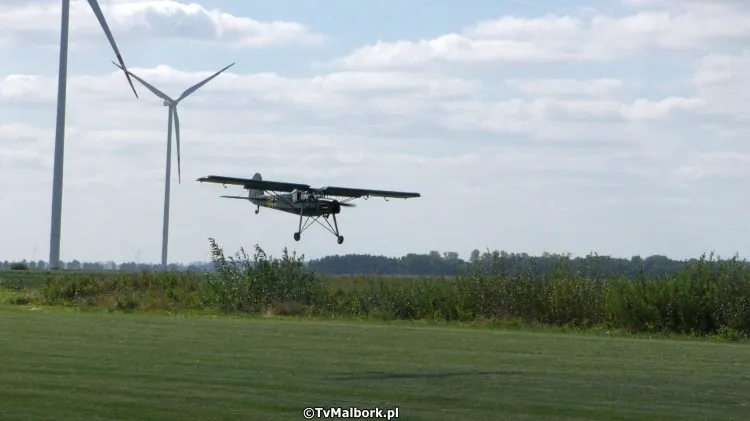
[247,173,263,198]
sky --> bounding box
[1,0,749,264]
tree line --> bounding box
[304,250,702,278]
[3,249,745,279]
[0,259,212,272]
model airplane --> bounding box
[197,173,421,244]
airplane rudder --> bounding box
[248,172,262,198]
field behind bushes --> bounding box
[4,238,750,340]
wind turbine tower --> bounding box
[112,62,234,268]
[49,0,138,270]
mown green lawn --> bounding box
[0,306,747,420]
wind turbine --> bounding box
[49,0,138,270]
[112,61,235,268]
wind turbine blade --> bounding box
[173,106,181,184]
[86,0,138,98]
[176,63,235,102]
[111,61,173,103]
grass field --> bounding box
[2,246,749,419]
[0,305,748,421]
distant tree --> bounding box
[10,261,28,270]
[32,249,750,278]
[306,248,750,278]
[469,249,481,264]
[37,260,46,270]
[119,262,138,271]
[443,252,459,261]
[28,261,37,269]
[1,261,9,270]
[81,262,103,271]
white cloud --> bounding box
[621,97,705,121]
[334,2,750,69]
[0,0,324,47]
[0,66,481,122]
[1,67,706,156]
[673,152,750,182]
[0,123,51,142]
[0,75,57,103]
[691,49,750,121]
[506,78,625,97]
[621,0,748,10]
[431,96,704,142]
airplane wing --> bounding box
[197,175,310,192]
[198,175,420,198]
[314,186,421,199]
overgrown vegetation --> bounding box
[5,239,749,339]
[202,239,326,314]
[39,270,204,311]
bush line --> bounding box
[25,238,750,340]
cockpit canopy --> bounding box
[291,189,312,203]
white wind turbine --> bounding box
[49,0,138,270]
[112,62,235,268]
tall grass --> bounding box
[39,270,204,311]
[22,240,750,338]
[201,238,325,314]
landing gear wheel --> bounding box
[294,232,301,241]
[337,235,344,244]
[255,209,259,214]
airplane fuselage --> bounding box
[249,192,342,217]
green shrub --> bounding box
[10,262,27,270]
[29,241,750,337]
[202,238,325,314]
[603,253,750,334]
